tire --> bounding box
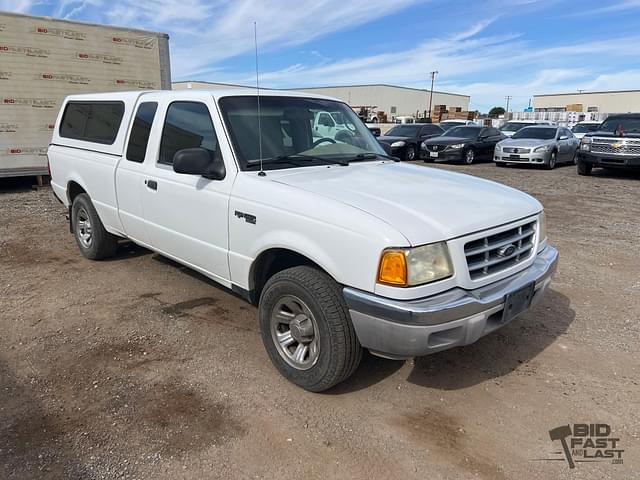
[545,151,557,170]
[577,158,592,176]
[259,266,362,392]
[71,193,118,260]
[463,148,475,165]
[404,145,416,161]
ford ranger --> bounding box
[48,89,558,392]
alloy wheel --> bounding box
[270,295,320,370]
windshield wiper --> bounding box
[247,153,349,169]
[348,152,401,162]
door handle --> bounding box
[145,179,158,190]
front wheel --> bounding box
[72,193,118,260]
[259,266,362,392]
[463,148,475,164]
[577,158,592,176]
[545,151,557,170]
[404,145,416,161]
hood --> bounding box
[423,136,472,145]
[378,135,412,143]
[500,138,555,148]
[269,162,541,245]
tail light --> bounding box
[47,155,51,177]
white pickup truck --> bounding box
[48,89,558,392]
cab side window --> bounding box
[158,102,219,165]
[126,102,158,163]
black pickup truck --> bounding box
[577,113,640,175]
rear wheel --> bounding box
[72,193,118,260]
[577,158,592,176]
[259,266,362,392]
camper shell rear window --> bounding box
[59,101,125,145]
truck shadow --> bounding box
[332,288,574,393]
[405,288,575,390]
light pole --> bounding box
[505,95,512,117]
[428,70,438,120]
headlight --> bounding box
[580,136,591,151]
[538,211,547,245]
[495,145,503,152]
[378,242,454,287]
[391,141,406,148]
[449,143,465,149]
[534,145,550,153]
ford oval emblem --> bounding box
[497,244,517,257]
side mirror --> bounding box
[379,141,392,156]
[173,147,225,180]
[559,135,569,140]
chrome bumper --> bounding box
[343,246,558,359]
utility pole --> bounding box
[428,70,438,120]
[505,95,512,117]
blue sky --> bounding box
[3,0,640,112]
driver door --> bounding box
[141,92,235,284]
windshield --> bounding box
[512,127,557,140]
[501,122,535,132]
[572,123,600,134]
[218,96,385,170]
[445,126,481,139]
[386,125,421,136]
[439,121,463,130]
[597,117,640,135]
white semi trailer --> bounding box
[0,11,171,178]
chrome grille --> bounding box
[591,143,640,155]
[503,147,531,154]
[464,221,536,280]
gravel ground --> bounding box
[1,162,638,479]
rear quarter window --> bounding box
[59,101,125,145]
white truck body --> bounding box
[0,12,170,178]
[48,89,558,391]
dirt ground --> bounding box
[1,162,638,480]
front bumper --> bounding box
[421,148,464,161]
[494,150,551,164]
[578,151,640,168]
[343,246,558,359]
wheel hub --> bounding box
[270,295,320,370]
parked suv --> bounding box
[48,89,557,391]
[577,113,640,175]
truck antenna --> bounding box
[254,21,265,177]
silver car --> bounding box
[494,126,580,169]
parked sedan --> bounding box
[377,123,444,160]
[494,126,579,169]
[422,126,505,164]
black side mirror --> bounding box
[379,141,392,156]
[173,147,225,180]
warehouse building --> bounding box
[291,84,470,120]
[173,81,470,121]
[533,90,640,113]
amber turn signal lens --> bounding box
[378,250,407,286]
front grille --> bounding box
[503,147,531,154]
[591,144,640,155]
[591,137,640,156]
[426,144,448,152]
[464,221,536,280]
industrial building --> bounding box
[173,81,470,121]
[533,89,640,113]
